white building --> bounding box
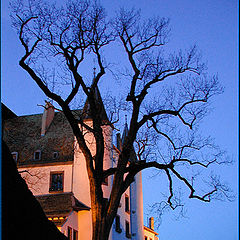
[3,94,159,240]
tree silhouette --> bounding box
[9,0,233,239]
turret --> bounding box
[122,115,128,144]
[82,86,109,124]
[120,117,144,240]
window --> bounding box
[53,151,59,159]
[11,152,18,162]
[34,150,41,160]
[125,221,131,238]
[49,172,64,192]
[73,230,78,240]
[125,195,130,213]
[67,227,72,240]
[102,176,108,186]
[115,215,122,233]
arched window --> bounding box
[53,151,59,160]
[11,152,18,162]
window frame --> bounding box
[102,176,108,186]
[67,227,72,240]
[53,151,59,160]
[34,150,41,160]
[49,171,64,192]
[73,229,78,240]
[11,152,18,162]
[125,220,131,239]
[125,194,130,213]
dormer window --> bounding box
[34,150,41,160]
[11,152,18,162]
[53,152,59,160]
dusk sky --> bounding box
[1,0,238,240]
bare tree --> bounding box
[19,169,48,194]
[10,0,233,239]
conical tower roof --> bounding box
[122,115,129,144]
[121,115,138,163]
[82,85,109,123]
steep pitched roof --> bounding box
[82,86,109,123]
[113,120,138,163]
[122,121,129,144]
[1,103,17,120]
[36,192,90,227]
[36,192,90,216]
[3,111,75,166]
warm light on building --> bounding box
[3,96,159,240]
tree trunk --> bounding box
[91,205,112,240]
[90,188,119,240]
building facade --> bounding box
[3,100,159,240]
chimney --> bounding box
[41,101,55,136]
[149,217,154,230]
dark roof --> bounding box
[1,103,17,120]
[82,86,109,123]
[3,111,75,166]
[122,122,129,144]
[2,98,110,167]
[36,192,90,227]
[36,192,90,217]
[120,121,137,163]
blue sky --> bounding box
[1,0,239,240]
